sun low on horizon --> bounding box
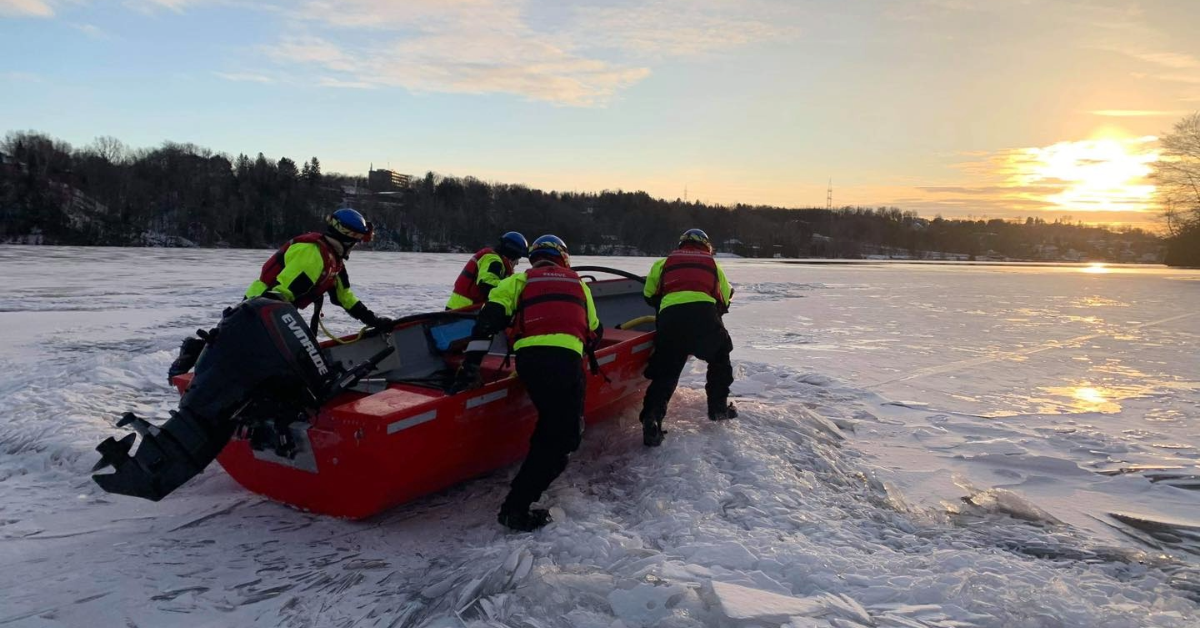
[1008,131,1160,215]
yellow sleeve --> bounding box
[716,262,733,305]
[475,252,508,289]
[488,273,527,317]
[334,273,361,310]
[581,281,600,332]
[643,258,666,299]
[270,243,325,302]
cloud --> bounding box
[124,0,211,12]
[1154,73,1200,85]
[263,35,358,73]
[1112,48,1200,70]
[214,71,275,84]
[2,0,217,18]
[0,0,54,17]
[248,0,790,106]
[72,22,112,38]
[293,0,467,29]
[916,185,1054,196]
[143,0,197,8]
[258,28,649,105]
[569,0,799,58]
[1089,109,1187,117]
[316,76,376,89]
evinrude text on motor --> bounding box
[91,296,393,501]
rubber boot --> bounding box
[167,336,207,383]
[708,401,737,421]
[640,408,665,447]
[497,506,553,532]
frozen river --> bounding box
[1,247,1198,627]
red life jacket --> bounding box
[659,247,722,301]
[452,247,514,304]
[515,265,589,343]
[257,232,343,308]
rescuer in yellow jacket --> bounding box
[445,232,528,310]
[167,209,394,382]
[451,235,601,531]
[639,228,735,447]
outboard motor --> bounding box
[91,297,380,501]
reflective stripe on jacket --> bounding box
[643,247,733,312]
[487,265,600,355]
[518,267,589,343]
[246,232,357,309]
[448,247,514,309]
[661,250,721,300]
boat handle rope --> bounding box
[616,315,656,330]
[318,312,367,345]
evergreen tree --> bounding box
[305,157,322,185]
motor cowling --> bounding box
[92,297,334,501]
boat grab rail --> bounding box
[572,266,645,284]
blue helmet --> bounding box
[497,231,528,259]
[326,208,374,243]
[678,228,711,251]
[528,234,570,267]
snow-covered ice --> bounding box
[1,248,1198,627]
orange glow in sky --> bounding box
[1007,136,1160,213]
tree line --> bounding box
[0,130,1167,263]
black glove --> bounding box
[449,350,486,394]
[348,302,392,330]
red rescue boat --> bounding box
[171,267,655,519]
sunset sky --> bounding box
[2,0,1198,227]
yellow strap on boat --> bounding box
[617,315,656,330]
[318,314,367,345]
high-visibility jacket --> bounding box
[447,247,514,310]
[487,264,600,355]
[245,233,360,311]
[644,246,733,312]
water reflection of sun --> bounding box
[1081,263,1109,274]
[1039,383,1147,414]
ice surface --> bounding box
[0,248,1198,627]
[712,580,827,622]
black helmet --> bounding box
[497,231,528,260]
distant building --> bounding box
[368,168,411,192]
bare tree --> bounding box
[89,135,129,164]
[1152,112,1200,227]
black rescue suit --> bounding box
[460,262,600,528]
[640,246,734,432]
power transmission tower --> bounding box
[826,179,834,241]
